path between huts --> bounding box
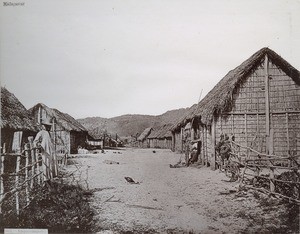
[67,148,270,233]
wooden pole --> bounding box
[35,149,42,184]
[38,106,42,124]
[24,147,30,205]
[270,167,275,192]
[211,116,216,170]
[264,54,271,154]
[0,153,4,214]
[52,119,58,176]
[15,154,21,215]
[171,132,175,152]
[28,137,35,188]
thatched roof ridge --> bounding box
[148,124,172,139]
[1,87,36,131]
[29,103,87,132]
[171,104,197,131]
[137,127,153,141]
[172,47,300,130]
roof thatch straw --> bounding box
[172,47,300,131]
[148,124,173,139]
[29,103,87,132]
[171,104,197,131]
[137,127,153,141]
[88,127,104,140]
[1,87,36,131]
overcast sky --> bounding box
[1,0,299,119]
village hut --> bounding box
[85,127,104,150]
[156,124,173,149]
[172,47,300,169]
[137,127,153,148]
[29,103,88,154]
[1,87,37,153]
[171,104,197,152]
[147,128,159,148]
[147,124,173,149]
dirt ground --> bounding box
[66,148,296,233]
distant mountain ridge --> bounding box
[77,108,189,138]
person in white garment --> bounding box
[34,122,56,179]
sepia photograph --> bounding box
[0,0,299,233]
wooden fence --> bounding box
[0,138,67,216]
[223,141,300,203]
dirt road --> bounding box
[67,148,276,233]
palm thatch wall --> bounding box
[1,87,37,153]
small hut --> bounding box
[156,124,173,149]
[29,103,88,154]
[1,87,37,153]
[137,127,153,148]
[147,124,173,149]
[86,127,104,150]
[172,47,300,168]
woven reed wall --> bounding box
[213,61,300,157]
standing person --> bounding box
[34,122,56,180]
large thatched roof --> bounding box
[137,127,153,141]
[148,124,173,139]
[29,103,87,132]
[1,87,36,131]
[172,47,300,131]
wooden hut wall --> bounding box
[165,138,172,149]
[211,61,299,157]
[197,125,212,165]
[268,62,300,156]
[173,130,182,152]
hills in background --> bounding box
[77,108,190,138]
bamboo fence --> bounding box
[227,141,300,203]
[0,139,67,217]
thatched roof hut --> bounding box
[29,103,88,154]
[137,127,153,141]
[173,47,300,131]
[1,87,36,131]
[29,103,87,132]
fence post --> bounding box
[15,154,21,216]
[0,153,4,214]
[35,149,42,184]
[28,137,35,188]
[270,167,275,193]
[24,145,30,205]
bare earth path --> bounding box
[67,148,267,233]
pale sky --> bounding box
[1,0,299,118]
